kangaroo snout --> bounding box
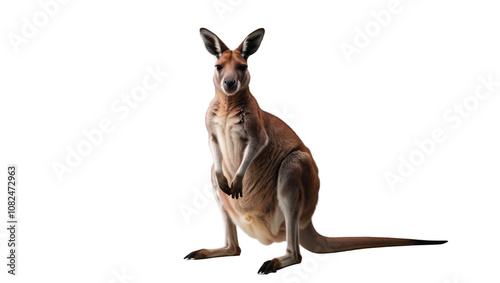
[221,76,239,94]
[224,78,236,88]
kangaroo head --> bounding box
[200,28,265,96]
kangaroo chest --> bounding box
[211,113,248,175]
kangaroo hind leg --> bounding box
[258,151,312,274]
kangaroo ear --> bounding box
[236,28,265,60]
[200,28,229,58]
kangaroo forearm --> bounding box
[235,137,268,177]
[209,135,223,173]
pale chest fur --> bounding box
[211,113,248,176]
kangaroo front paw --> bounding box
[216,172,231,196]
[230,174,243,199]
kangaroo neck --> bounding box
[215,88,253,113]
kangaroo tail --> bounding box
[300,222,447,253]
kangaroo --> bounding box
[184,28,447,274]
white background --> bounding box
[1,0,499,282]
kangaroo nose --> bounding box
[224,79,236,88]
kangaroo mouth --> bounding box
[221,81,240,95]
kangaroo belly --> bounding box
[220,192,286,245]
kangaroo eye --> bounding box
[215,65,223,71]
[238,65,248,71]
